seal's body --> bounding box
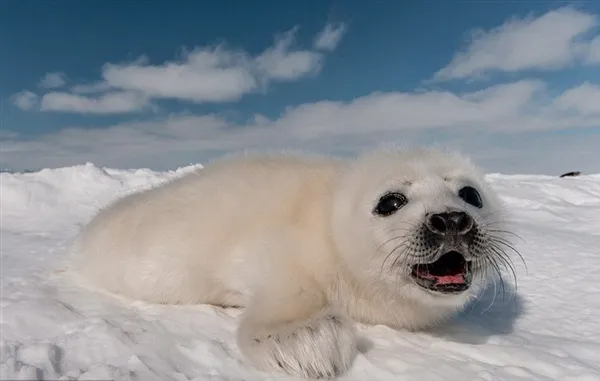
[67,148,514,379]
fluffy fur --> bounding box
[65,147,515,379]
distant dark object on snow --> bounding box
[559,171,581,178]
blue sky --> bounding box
[1,0,600,174]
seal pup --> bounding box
[66,147,517,379]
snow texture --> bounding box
[1,162,599,380]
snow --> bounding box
[2,163,600,381]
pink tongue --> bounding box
[417,270,466,284]
[434,274,465,285]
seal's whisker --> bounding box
[389,243,415,273]
[479,257,497,315]
[488,254,507,301]
[473,209,506,224]
[483,242,516,273]
[486,244,519,295]
[374,235,408,257]
[386,221,421,229]
[484,253,507,314]
[486,236,527,272]
[380,239,412,274]
[481,227,525,242]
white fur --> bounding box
[65,147,508,379]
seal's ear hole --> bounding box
[373,192,408,217]
[458,186,483,208]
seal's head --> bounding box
[332,147,516,308]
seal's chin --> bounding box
[410,251,473,294]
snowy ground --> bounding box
[1,162,599,381]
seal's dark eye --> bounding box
[373,192,408,216]
[458,186,483,208]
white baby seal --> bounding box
[66,147,517,379]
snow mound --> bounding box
[1,163,599,380]
[1,162,202,234]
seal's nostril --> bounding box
[455,212,473,234]
[429,214,447,233]
[428,211,473,235]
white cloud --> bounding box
[104,27,327,103]
[11,91,39,110]
[38,72,67,89]
[3,79,600,174]
[554,82,600,115]
[255,27,323,81]
[268,80,551,138]
[13,22,343,114]
[40,91,150,114]
[433,7,599,81]
[314,22,347,51]
[102,49,258,103]
[587,35,600,63]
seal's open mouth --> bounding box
[410,251,472,294]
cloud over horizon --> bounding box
[433,7,600,81]
[3,78,600,174]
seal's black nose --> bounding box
[427,211,473,235]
